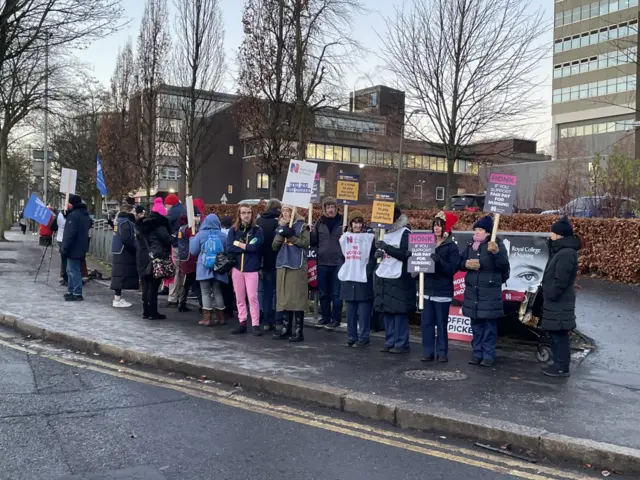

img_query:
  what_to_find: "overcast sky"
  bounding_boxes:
[74,0,553,152]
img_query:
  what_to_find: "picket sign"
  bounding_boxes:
[419,272,424,310]
[377,229,385,264]
[342,205,349,231]
[186,195,195,235]
[490,213,501,242]
[63,169,72,212]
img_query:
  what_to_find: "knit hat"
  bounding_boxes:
[348,209,365,225]
[69,194,82,206]
[265,198,282,211]
[551,216,573,237]
[164,194,180,206]
[193,198,205,215]
[473,215,493,233]
[152,197,167,216]
[433,211,459,237]
[135,204,146,215]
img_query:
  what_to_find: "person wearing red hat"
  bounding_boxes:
[163,193,187,308]
[420,211,461,363]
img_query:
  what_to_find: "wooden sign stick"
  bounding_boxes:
[308,202,313,226]
[377,229,385,264]
[342,205,349,231]
[490,213,501,242]
[289,206,297,228]
[419,272,424,310]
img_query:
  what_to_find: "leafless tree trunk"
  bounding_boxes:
[381,0,547,208]
[136,0,170,202]
[170,0,225,198]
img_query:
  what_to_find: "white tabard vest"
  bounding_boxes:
[338,232,374,283]
[375,227,408,280]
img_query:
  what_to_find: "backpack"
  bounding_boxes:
[177,225,191,261]
[202,230,224,269]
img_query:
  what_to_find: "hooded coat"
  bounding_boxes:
[373,214,417,314]
[61,202,91,260]
[188,214,229,282]
[110,211,139,290]
[540,236,581,331]
[135,212,173,277]
[256,207,281,270]
[459,237,510,321]
[310,198,344,267]
[273,211,310,311]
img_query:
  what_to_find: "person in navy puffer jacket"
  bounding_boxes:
[420,211,461,363]
[226,204,264,336]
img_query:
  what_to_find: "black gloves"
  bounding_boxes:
[375,240,388,251]
[374,249,385,259]
[277,226,295,238]
[430,253,441,263]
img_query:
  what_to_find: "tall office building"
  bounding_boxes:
[552,0,638,159]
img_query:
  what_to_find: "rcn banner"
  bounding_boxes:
[446,231,550,342]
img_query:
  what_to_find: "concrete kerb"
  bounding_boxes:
[2,312,640,474]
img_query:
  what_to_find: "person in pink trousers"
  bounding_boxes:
[226,204,264,336]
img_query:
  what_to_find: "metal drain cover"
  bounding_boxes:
[403,369,467,381]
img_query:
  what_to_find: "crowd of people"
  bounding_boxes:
[33,192,579,377]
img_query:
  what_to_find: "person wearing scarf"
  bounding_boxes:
[374,206,416,354]
[272,206,310,342]
[459,215,510,367]
[420,211,461,363]
[338,210,376,347]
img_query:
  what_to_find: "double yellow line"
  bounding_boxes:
[0,337,597,480]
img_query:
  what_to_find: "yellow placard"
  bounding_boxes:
[336,179,359,204]
[371,202,393,227]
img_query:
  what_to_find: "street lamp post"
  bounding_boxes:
[395,109,424,203]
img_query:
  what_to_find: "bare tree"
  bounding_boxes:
[0,0,125,239]
[135,0,170,202]
[170,0,225,197]
[381,0,547,208]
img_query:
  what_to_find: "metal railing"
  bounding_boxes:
[88,219,113,265]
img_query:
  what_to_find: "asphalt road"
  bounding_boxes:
[0,333,604,480]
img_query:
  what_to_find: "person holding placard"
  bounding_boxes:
[374,206,416,354]
[61,195,91,302]
[338,210,375,348]
[227,204,264,336]
[310,196,344,330]
[420,211,461,363]
[164,194,187,308]
[459,216,510,367]
[273,205,310,342]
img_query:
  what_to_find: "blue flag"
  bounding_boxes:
[24,193,53,225]
[96,153,108,197]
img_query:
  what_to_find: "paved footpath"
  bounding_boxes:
[2,230,640,473]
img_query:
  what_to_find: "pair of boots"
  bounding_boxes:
[273,311,304,342]
[199,309,226,326]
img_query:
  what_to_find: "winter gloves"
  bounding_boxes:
[277,226,295,238]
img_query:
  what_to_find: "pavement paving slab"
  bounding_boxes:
[1,229,640,455]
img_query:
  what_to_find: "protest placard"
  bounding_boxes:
[310,173,321,204]
[282,160,317,209]
[186,195,195,234]
[408,233,436,309]
[23,193,53,226]
[483,172,517,241]
[60,167,78,211]
[336,174,359,206]
[371,192,395,228]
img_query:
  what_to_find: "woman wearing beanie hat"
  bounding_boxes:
[420,211,461,363]
[338,210,375,347]
[538,216,581,377]
[152,197,167,216]
[460,215,510,367]
[374,205,416,354]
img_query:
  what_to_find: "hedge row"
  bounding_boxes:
[204,203,640,284]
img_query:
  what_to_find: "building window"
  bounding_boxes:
[246,178,250,189]
[319,177,326,194]
[553,48,636,79]
[370,92,377,107]
[256,173,269,190]
[553,19,638,53]
[436,187,445,202]
[159,166,179,180]
[306,143,316,159]
[457,188,466,194]
[552,74,636,103]
[413,185,423,199]
[555,0,638,28]
[366,181,376,197]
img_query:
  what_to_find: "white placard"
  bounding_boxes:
[281,160,317,209]
[186,195,195,229]
[60,168,78,194]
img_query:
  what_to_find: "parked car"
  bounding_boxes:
[541,196,638,218]
[451,193,485,212]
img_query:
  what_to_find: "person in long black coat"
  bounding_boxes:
[459,216,510,367]
[539,216,581,378]
[374,206,416,354]
[135,206,173,320]
[110,203,139,308]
